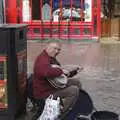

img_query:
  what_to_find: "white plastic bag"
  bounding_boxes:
[37,95,60,120]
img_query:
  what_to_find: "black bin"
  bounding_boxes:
[0,24,27,120]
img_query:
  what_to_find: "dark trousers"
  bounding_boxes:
[64,89,93,120]
[53,78,82,119]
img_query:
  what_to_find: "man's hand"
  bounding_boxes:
[77,66,84,73]
[62,69,70,77]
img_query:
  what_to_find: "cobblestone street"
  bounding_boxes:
[19,39,120,119]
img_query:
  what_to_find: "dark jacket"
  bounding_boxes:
[33,50,63,99]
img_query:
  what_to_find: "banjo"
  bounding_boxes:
[47,65,84,89]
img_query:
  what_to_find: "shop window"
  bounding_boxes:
[52,0,86,22]
[30,0,92,22]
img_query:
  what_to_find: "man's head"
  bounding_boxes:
[45,42,62,57]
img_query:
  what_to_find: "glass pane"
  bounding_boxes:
[62,0,71,8]
[52,0,60,22]
[32,0,40,20]
[53,0,60,10]
[62,0,71,21]
[42,0,51,21]
[74,0,82,8]
[22,0,31,22]
[84,0,92,22]
[52,0,92,22]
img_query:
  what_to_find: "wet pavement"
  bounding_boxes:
[19,39,120,119]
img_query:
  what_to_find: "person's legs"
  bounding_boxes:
[64,89,93,120]
[53,78,82,119]
[53,85,79,117]
[67,78,82,89]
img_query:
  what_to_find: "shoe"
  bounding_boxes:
[76,114,89,120]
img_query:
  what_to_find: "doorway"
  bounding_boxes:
[101,0,120,38]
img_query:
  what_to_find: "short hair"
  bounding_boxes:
[46,42,61,49]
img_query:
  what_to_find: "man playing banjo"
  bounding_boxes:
[33,42,83,119]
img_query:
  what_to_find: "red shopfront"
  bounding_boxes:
[5,0,101,40]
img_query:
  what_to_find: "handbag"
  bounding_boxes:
[37,95,60,120]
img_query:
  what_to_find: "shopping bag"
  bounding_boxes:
[37,95,60,120]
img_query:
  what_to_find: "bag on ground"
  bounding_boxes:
[37,95,60,120]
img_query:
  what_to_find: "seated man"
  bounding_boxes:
[33,42,83,119]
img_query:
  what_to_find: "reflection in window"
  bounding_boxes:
[42,1,51,21]
[31,0,92,22]
[52,0,86,22]
[32,0,40,20]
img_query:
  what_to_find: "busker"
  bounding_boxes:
[33,42,83,119]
